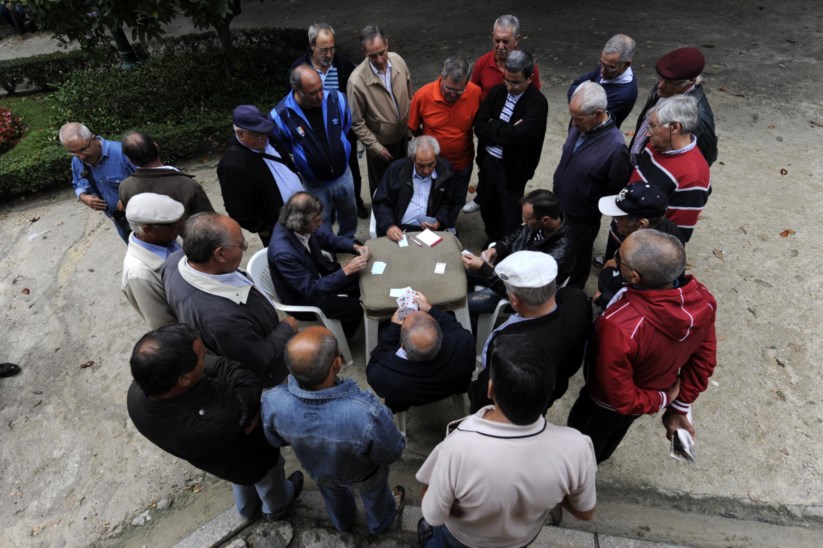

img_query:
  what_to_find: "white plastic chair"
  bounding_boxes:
[369,209,377,240]
[393,394,466,438]
[474,298,511,361]
[247,249,354,366]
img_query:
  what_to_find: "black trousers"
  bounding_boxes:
[292,282,362,339]
[565,215,602,289]
[567,386,639,464]
[476,156,523,243]
[366,140,407,201]
[346,130,364,207]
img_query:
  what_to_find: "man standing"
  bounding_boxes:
[629,96,711,241]
[59,122,134,243]
[127,324,303,522]
[568,230,717,463]
[568,34,638,129]
[474,50,548,244]
[462,189,575,315]
[372,136,457,238]
[468,252,592,414]
[366,291,475,413]
[218,105,304,246]
[122,193,184,329]
[347,25,412,201]
[163,213,297,388]
[118,131,214,230]
[268,193,369,339]
[262,327,405,535]
[416,333,596,547]
[629,47,717,166]
[553,81,632,289]
[290,22,368,219]
[272,65,357,239]
[409,57,482,224]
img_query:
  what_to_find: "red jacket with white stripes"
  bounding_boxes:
[587,275,717,416]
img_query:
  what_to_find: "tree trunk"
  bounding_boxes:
[212,0,242,77]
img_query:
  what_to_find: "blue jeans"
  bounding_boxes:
[426,523,467,547]
[316,464,396,534]
[304,167,357,240]
[231,454,294,519]
[448,164,473,227]
[467,287,503,316]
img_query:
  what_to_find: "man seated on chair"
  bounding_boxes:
[162,212,297,388]
[268,192,370,339]
[372,135,458,240]
[462,189,575,317]
[366,291,475,413]
[467,251,592,414]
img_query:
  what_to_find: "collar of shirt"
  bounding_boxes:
[662,134,698,156]
[454,405,548,438]
[395,347,408,359]
[131,234,181,259]
[143,165,180,171]
[294,231,312,253]
[600,66,634,85]
[369,58,393,76]
[178,257,254,304]
[507,90,525,101]
[87,136,110,167]
[412,166,437,181]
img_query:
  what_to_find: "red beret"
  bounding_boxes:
[656,47,705,80]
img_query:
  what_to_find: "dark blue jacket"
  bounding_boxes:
[567,67,638,129]
[267,222,357,306]
[270,90,352,182]
[553,118,632,221]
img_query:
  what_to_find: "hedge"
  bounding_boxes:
[0,27,304,200]
[0,50,97,95]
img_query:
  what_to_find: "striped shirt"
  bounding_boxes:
[485,92,523,159]
[318,65,340,91]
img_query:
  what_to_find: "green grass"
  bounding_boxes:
[0,93,59,132]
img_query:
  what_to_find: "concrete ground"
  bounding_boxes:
[1,1,822,546]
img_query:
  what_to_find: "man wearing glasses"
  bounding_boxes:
[290,23,368,220]
[409,57,482,227]
[474,50,548,245]
[567,34,638,129]
[59,122,135,243]
[162,212,298,388]
[628,47,718,166]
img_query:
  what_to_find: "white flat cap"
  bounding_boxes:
[126,193,185,224]
[494,251,558,288]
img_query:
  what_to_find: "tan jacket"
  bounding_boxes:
[347,52,411,157]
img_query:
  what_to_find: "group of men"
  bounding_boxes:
[56,13,721,548]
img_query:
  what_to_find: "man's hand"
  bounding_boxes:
[342,254,369,276]
[461,253,484,271]
[390,307,404,325]
[284,316,299,331]
[386,225,404,242]
[480,247,497,264]
[662,409,696,441]
[421,220,440,230]
[413,291,432,312]
[353,244,370,259]
[80,193,107,211]
[603,258,617,269]
[378,148,394,163]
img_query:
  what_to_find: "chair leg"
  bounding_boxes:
[475,312,494,360]
[454,302,472,334]
[364,316,379,363]
[324,319,354,366]
[394,411,407,437]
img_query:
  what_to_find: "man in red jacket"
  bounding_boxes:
[568,230,717,463]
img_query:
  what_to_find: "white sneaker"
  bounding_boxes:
[462,200,480,213]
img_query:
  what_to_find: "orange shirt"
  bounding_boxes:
[408,78,482,171]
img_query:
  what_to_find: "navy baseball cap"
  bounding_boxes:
[599,184,668,218]
[233,105,274,133]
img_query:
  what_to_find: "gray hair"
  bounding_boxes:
[128,220,146,235]
[408,135,440,157]
[308,22,334,46]
[183,213,232,263]
[359,24,386,47]
[624,230,686,287]
[58,122,92,145]
[504,280,557,307]
[571,81,608,114]
[505,50,535,79]
[400,312,443,362]
[287,332,339,388]
[603,34,636,63]
[289,64,314,91]
[279,192,323,232]
[440,56,471,82]
[494,14,520,36]
[651,95,699,134]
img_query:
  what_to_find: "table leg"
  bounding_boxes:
[454,301,472,334]
[364,315,379,363]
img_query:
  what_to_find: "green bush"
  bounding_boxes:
[0,50,97,95]
[0,129,68,197]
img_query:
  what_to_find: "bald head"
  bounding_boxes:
[291,64,324,109]
[286,326,340,389]
[623,230,686,287]
[400,311,442,362]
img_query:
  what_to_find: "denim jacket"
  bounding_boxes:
[262,377,405,484]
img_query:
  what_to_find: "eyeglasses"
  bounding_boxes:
[645,121,669,133]
[614,248,642,276]
[67,135,95,156]
[313,46,336,55]
[224,239,248,252]
[599,58,622,72]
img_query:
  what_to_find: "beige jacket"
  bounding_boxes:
[347,52,411,156]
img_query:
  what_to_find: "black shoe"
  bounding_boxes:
[592,255,605,268]
[357,203,370,219]
[417,517,434,546]
[262,470,304,521]
[0,363,21,378]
